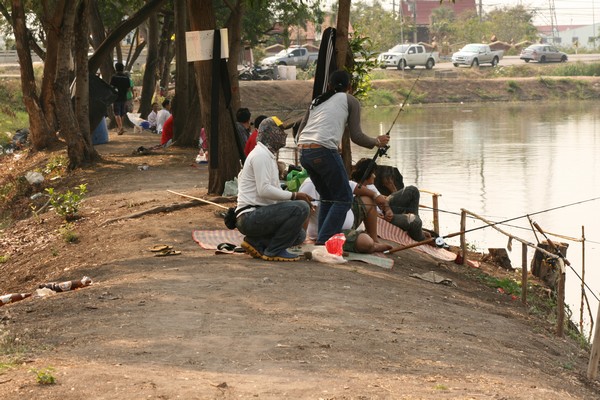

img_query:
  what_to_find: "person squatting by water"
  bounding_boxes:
[235,117,313,262]
[297,70,390,245]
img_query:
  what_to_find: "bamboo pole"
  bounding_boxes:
[580,226,586,335]
[460,209,467,266]
[521,243,528,304]
[587,300,600,379]
[167,190,229,209]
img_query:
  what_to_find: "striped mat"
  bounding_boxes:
[192,229,244,250]
[376,218,457,262]
[193,222,469,266]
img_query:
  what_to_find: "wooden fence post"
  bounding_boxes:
[460,209,467,266]
[521,243,528,304]
[432,194,440,234]
[587,301,600,380]
[556,258,565,337]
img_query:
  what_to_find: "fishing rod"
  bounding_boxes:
[384,195,600,254]
[357,48,434,187]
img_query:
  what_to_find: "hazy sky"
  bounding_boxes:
[368,1,600,27]
[482,1,598,26]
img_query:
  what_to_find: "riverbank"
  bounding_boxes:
[0,79,599,398]
[239,74,600,117]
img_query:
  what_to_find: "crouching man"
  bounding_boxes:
[236,117,313,261]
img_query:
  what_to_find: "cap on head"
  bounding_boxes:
[258,116,287,151]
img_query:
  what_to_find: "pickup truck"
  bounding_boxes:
[260,47,318,70]
[451,43,503,67]
[378,44,438,70]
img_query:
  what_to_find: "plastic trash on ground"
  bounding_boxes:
[325,233,346,256]
[311,246,347,264]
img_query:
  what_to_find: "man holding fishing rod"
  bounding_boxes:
[297,70,390,246]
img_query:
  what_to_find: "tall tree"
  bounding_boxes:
[188,0,240,194]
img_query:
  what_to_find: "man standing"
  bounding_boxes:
[297,70,389,245]
[235,117,313,261]
[109,62,131,135]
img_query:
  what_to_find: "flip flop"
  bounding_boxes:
[215,242,236,255]
[154,249,181,257]
[149,245,173,252]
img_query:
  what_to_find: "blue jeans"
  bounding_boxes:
[300,147,352,244]
[236,201,309,256]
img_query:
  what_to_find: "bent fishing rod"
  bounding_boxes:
[384,195,600,254]
[357,50,433,187]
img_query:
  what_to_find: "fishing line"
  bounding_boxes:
[357,46,436,186]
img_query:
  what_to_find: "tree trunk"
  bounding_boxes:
[172,0,197,147]
[11,0,56,150]
[138,12,160,119]
[189,0,241,195]
[225,0,243,113]
[158,11,174,93]
[89,0,114,81]
[88,0,168,73]
[53,1,96,169]
[336,0,352,175]
[39,1,69,133]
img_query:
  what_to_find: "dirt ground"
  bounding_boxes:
[1,78,600,399]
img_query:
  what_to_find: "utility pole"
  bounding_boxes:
[549,0,558,44]
[399,0,404,43]
[479,0,483,22]
[411,0,417,43]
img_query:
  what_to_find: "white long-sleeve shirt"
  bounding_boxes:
[156,109,171,133]
[236,142,293,216]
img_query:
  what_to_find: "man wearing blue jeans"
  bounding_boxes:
[297,70,389,245]
[235,117,313,261]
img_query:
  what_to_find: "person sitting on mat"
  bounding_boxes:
[351,158,431,243]
[299,177,392,254]
[235,117,313,262]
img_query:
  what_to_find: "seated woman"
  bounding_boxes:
[351,158,430,243]
[299,177,392,254]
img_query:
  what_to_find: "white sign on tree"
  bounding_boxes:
[185,29,229,62]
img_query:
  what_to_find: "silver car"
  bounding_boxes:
[520,44,568,63]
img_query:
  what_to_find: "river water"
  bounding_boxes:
[351,100,600,335]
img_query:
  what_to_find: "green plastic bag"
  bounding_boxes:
[286,169,308,192]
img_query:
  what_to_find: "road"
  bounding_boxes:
[433,53,600,70]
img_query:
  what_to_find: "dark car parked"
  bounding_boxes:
[520,44,568,63]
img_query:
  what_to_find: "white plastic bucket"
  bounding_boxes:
[277,65,288,80]
[286,66,296,80]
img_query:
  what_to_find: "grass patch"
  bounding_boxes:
[507,80,520,93]
[58,223,79,243]
[363,88,398,106]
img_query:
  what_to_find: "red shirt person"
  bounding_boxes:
[160,115,174,145]
[244,115,268,156]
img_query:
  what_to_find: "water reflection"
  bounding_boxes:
[358,101,600,331]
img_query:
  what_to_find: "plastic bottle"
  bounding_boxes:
[39,276,92,292]
[0,293,32,306]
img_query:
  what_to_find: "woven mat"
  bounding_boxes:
[192,229,244,250]
[376,219,457,262]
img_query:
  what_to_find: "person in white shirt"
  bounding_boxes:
[235,117,313,262]
[147,102,159,132]
[299,177,392,254]
[156,99,171,134]
[297,70,390,246]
